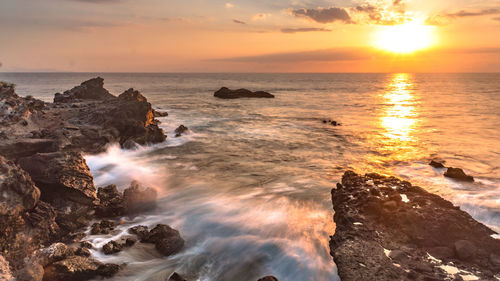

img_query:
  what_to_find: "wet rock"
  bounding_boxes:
[42,256,102,281]
[174,125,188,137]
[214,87,275,99]
[123,181,157,214]
[128,225,149,240]
[168,272,187,281]
[454,240,476,260]
[90,220,116,235]
[102,241,123,255]
[153,109,168,117]
[54,77,115,103]
[80,241,93,249]
[125,237,137,247]
[95,185,124,218]
[96,263,121,278]
[122,139,140,150]
[429,160,445,168]
[444,167,474,182]
[144,224,184,256]
[330,171,500,281]
[74,247,91,257]
[257,277,279,281]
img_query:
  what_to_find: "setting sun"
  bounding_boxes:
[375,21,435,54]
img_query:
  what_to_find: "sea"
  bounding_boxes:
[1,72,499,281]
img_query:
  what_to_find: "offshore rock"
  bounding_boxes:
[429,160,445,168]
[174,125,188,137]
[214,87,275,99]
[330,171,500,281]
[444,167,474,182]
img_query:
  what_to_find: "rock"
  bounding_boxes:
[123,181,157,214]
[444,168,474,182]
[35,243,72,267]
[90,220,116,235]
[122,139,140,150]
[168,272,187,281]
[102,241,123,255]
[42,256,103,281]
[153,110,168,117]
[174,125,188,137]
[95,185,124,218]
[214,87,275,99]
[16,263,44,281]
[490,253,500,266]
[257,277,279,281]
[128,225,149,240]
[18,152,97,205]
[74,247,91,257]
[80,241,93,249]
[0,255,14,281]
[143,224,184,256]
[429,160,445,168]
[96,263,121,278]
[330,171,500,281]
[54,77,115,103]
[125,237,137,247]
[454,240,476,260]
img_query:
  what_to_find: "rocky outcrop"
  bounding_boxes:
[174,125,188,137]
[128,224,184,257]
[429,160,445,168]
[330,171,500,281]
[214,87,275,99]
[53,77,115,103]
[444,167,474,182]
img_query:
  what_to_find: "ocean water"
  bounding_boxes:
[1,73,499,281]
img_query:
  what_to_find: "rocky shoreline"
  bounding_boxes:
[0,78,179,280]
[330,171,500,281]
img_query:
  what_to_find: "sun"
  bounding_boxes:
[374,21,435,54]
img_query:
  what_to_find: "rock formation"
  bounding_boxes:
[214,87,275,99]
[330,171,500,281]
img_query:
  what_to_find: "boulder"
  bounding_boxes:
[42,256,102,281]
[214,87,274,99]
[128,225,149,240]
[174,125,188,137]
[18,152,97,205]
[96,263,121,278]
[143,224,184,257]
[444,167,474,182]
[454,240,476,260]
[123,181,157,214]
[102,241,123,255]
[429,160,445,168]
[153,109,168,117]
[95,185,124,218]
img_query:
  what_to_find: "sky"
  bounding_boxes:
[1,0,499,72]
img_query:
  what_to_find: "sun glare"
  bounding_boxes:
[375,21,435,54]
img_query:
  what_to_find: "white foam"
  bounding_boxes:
[401,194,410,203]
[353,222,363,226]
[384,248,391,258]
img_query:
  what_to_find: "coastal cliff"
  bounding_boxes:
[330,171,500,281]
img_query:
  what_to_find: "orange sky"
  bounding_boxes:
[1,0,499,72]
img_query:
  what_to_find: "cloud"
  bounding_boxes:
[225,3,234,9]
[426,9,500,25]
[252,13,272,21]
[353,4,409,25]
[233,19,246,25]
[291,7,352,24]
[280,27,331,33]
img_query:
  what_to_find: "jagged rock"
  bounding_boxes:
[153,109,168,117]
[214,87,274,99]
[168,272,187,281]
[54,77,115,103]
[444,167,474,182]
[90,220,116,235]
[102,241,123,255]
[18,152,97,205]
[123,181,157,214]
[34,243,72,267]
[128,225,149,240]
[79,241,93,249]
[144,224,184,257]
[257,277,278,281]
[429,160,445,168]
[330,171,500,281]
[42,256,102,281]
[74,247,91,257]
[174,125,188,137]
[95,185,124,218]
[96,263,121,278]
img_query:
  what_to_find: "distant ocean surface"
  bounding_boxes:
[1,72,499,281]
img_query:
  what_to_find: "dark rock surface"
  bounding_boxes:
[330,171,500,281]
[54,77,115,103]
[444,167,474,182]
[168,272,187,281]
[127,224,184,257]
[214,87,275,99]
[429,160,445,168]
[174,125,188,137]
[123,181,157,214]
[257,276,279,281]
